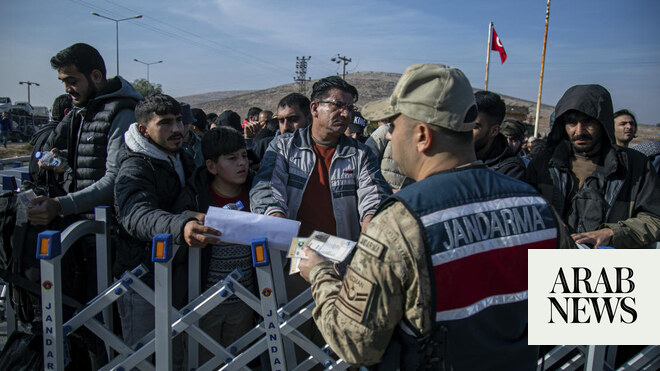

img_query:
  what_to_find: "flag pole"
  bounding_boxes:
[534,0,551,138]
[485,22,493,91]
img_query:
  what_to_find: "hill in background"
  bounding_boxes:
[177,71,657,143]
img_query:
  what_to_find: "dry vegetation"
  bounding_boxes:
[0,143,32,160]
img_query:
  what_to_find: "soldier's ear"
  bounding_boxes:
[416,123,433,153]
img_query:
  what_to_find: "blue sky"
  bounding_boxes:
[1,0,659,125]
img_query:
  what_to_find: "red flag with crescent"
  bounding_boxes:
[491,28,507,64]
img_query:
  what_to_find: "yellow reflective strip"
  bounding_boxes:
[40,238,50,255]
[156,241,165,258]
[255,245,264,262]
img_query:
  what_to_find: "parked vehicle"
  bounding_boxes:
[0,97,11,112]
[33,106,49,119]
[11,102,34,116]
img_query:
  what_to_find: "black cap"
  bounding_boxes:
[191,108,208,132]
[216,110,242,132]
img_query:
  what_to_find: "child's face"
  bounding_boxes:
[207,148,249,186]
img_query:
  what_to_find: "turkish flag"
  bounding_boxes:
[491,28,507,64]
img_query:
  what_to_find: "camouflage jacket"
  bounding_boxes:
[308,201,432,366]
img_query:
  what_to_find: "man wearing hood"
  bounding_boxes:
[525,84,660,249]
[473,91,526,180]
[28,43,143,224]
[114,93,220,357]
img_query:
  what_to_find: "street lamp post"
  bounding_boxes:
[91,12,142,76]
[133,59,163,83]
[19,81,40,105]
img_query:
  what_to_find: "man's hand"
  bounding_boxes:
[38,148,67,174]
[298,246,328,283]
[184,220,221,248]
[27,196,61,225]
[571,228,614,249]
[269,212,285,218]
[244,121,261,138]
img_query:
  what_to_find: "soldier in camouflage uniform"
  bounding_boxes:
[300,64,572,370]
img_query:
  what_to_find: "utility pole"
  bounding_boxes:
[331,54,351,80]
[91,12,142,76]
[19,81,40,105]
[294,56,311,94]
[133,59,163,83]
[534,0,551,138]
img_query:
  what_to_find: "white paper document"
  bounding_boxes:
[204,206,301,251]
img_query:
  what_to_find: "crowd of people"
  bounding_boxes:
[1,41,659,370]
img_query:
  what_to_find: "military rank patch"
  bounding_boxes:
[357,234,385,259]
[336,266,375,324]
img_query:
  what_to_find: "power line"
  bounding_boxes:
[68,1,288,90]
[331,54,351,80]
[79,0,291,75]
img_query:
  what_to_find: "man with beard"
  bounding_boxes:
[472,91,526,179]
[275,92,312,135]
[613,109,637,147]
[23,42,142,367]
[525,85,660,248]
[253,93,311,163]
[28,43,142,224]
[114,93,220,361]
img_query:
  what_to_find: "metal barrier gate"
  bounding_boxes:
[37,206,113,370]
[34,206,660,370]
[537,345,660,370]
[37,208,349,370]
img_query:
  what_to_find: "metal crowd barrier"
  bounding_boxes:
[33,206,659,370]
[37,206,113,370]
[537,345,659,370]
[148,235,350,370]
[37,209,349,370]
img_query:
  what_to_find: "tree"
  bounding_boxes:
[132,78,162,97]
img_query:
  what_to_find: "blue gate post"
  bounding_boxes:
[37,230,65,371]
[153,234,175,371]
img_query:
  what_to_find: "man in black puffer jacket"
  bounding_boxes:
[28,43,142,224]
[114,94,220,354]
